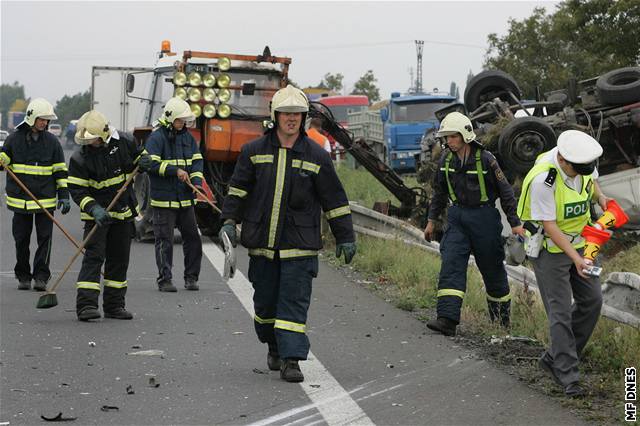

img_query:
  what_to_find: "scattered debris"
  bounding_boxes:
[100,406,118,412]
[232,331,244,335]
[127,349,165,358]
[40,412,77,422]
[252,368,268,375]
[309,384,321,388]
[10,389,26,393]
[365,333,372,337]
[126,385,134,395]
[148,377,160,388]
[386,363,394,369]
[391,403,403,407]
[88,342,96,347]
[130,344,141,349]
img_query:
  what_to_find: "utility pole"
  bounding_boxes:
[415,40,424,94]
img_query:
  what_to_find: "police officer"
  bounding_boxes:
[146,97,204,292]
[424,112,524,336]
[518,130,606,397]
[220,85,356,383]
[0,98,70,291]
[68,110,151,321]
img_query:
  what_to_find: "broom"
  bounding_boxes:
[37,167,140,309]
[1,162,89,256]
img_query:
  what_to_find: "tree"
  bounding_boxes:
[484,1,640,98]
[319,73,344,92]
[54,91,91,129]
[351,70,380,102]
[0,82,26,129]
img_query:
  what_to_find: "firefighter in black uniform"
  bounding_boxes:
[0,98,70,291]
[424,112,524,336]
[220,85,356,383]
[68,110,151,321]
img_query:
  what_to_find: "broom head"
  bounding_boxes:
[37,292,58,309]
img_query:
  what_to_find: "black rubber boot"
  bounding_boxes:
[103,287,132,319]
[78,307,101,322]
[33,280,47,291]
[158,280,177,292]
[426,317,457,336]
[488,300,511,328]
[184,280,199,291]
[267,343,281,371]
[280,359,304,383]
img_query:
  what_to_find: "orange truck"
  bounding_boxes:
[100,41,291,239]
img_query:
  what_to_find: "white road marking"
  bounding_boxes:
[202,242,373,426]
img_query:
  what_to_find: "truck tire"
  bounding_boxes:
[596,66,640,105]
[464,70,521,113]
[498,117,556,175]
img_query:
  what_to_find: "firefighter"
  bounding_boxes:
[517,130,606,397]
[0,98,70,291]
[220,85,356,383]
[424,112,524,336]
[306,117,332,153]
[68,110,151,321]
[146,97,204,292]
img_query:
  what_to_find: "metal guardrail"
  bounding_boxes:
[350,202,640,328]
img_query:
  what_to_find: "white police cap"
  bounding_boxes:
[557,130,603,164]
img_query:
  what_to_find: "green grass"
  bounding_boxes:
[334,164,640,423]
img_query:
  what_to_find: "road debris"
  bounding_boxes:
[127,349,165,358]
[88,342,96,347]
[148,377,160,388]
[126,385,134,395]
[252,368,268,375]
[100,406,118,412]
[40,412,77,422]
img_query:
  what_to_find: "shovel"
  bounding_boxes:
[1,162,87,254]
[37,167,140,309]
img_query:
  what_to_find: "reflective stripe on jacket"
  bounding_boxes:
[68,132,143,222]
[221,131,354,255]
[145,126,203,208]
[0,127,68,213]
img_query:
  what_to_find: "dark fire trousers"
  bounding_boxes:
[76,221,133,313]
[437,204,510,323]
[152,206,202,285]
[12,211,54,283]
[248,255,318,360]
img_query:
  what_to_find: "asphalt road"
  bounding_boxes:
[0,153,586,425]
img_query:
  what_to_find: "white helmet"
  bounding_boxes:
[436,111,476,143]
[161,97,195,125]
[270,84,309,121]
[74,110,113,145]
[557,130,603,164]
[22,98,57,127]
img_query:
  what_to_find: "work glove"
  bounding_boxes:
[219,221,237,247]
[90,205,111,227]
[336,242,357,264]
[138,154,153,172]
[57,198,71,215]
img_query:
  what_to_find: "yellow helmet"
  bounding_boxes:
[436,111,476,143]
[270,84,309,121]
[161,97,195,125]
[75,110,113,145]
[23,98,57,127]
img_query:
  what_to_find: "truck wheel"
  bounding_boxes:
[464,70,521,113]
[596,66,640,105]
[498,117,556,175]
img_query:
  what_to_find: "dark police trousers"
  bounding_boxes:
[152,206,202,285]
[12,211,54,283]
[437,204,510,323]
[248,255,318,360]
[76,221,133,313]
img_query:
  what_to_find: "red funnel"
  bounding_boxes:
[581,225,612,261]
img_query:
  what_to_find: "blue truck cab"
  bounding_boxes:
[381,92,456,172]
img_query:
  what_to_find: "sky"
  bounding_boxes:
[1,0,561,104]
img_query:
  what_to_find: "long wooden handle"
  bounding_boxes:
[3,164,86,253]
[186,180,222,214]
[47,167,140,294]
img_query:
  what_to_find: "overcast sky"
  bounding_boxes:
[1,0,560,104]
